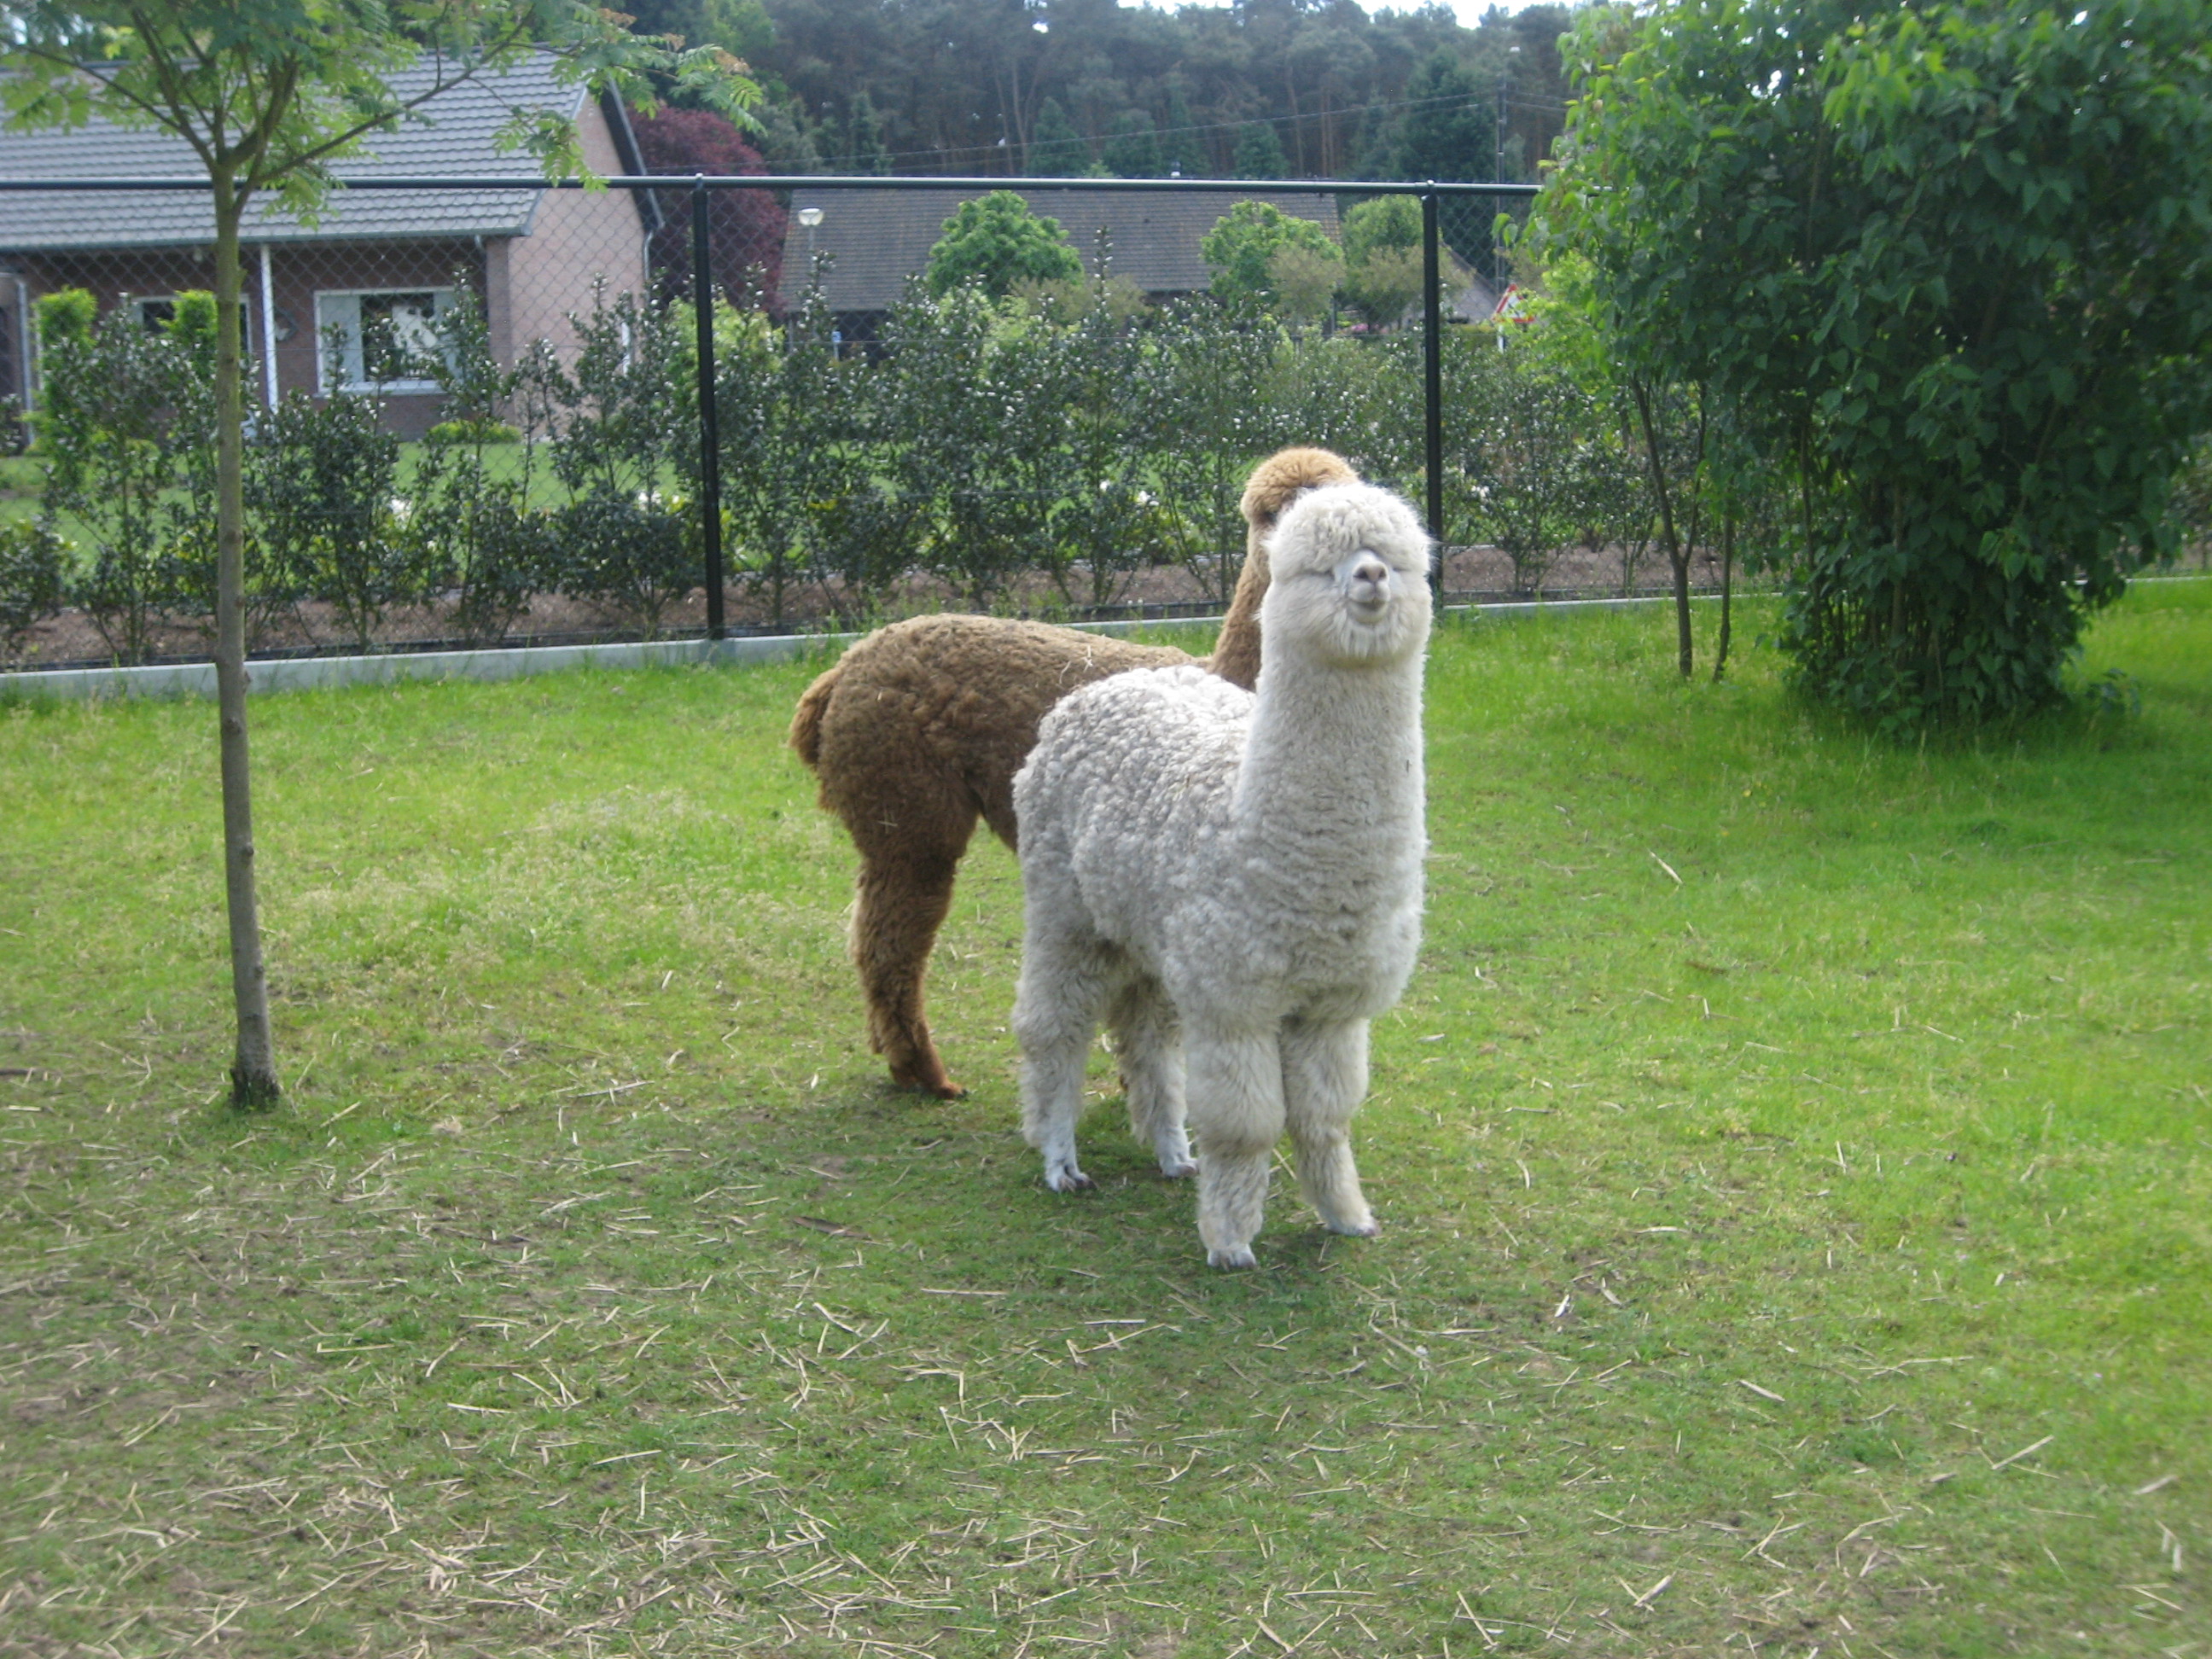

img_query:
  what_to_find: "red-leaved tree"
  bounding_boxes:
[630,106,786,310]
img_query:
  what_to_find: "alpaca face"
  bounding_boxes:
[1261,484,1433,668]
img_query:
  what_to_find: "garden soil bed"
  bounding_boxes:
[5,539,1735,673]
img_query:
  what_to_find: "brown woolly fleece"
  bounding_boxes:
[789,445,1359,1097]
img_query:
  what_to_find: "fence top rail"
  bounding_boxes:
[0,173,1540,197]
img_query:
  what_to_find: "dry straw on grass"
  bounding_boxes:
[3,589,2208,1655]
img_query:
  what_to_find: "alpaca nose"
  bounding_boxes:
[1348,554,1390,609]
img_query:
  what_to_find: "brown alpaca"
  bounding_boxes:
[789,445,1359,1097]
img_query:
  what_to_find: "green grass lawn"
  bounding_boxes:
[2,586,2205,1657]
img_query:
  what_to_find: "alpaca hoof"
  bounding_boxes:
[890,1063,965,1100]
[1207,1245,1258,1270]
[1325,1217,1381,1238]
[1157,1155,1199,1179]
[1045,1164,1093,1192]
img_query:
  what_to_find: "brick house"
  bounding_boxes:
[0,55,658,437]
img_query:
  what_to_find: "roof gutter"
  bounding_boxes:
[599,90,664,237]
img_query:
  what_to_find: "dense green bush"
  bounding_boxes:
[15,265,1729,663]
[0,520,67,661]
[410,293,557,644]
[1138,298,1288,602]
[542,285,697,637]
[34,290,208,664]
[1544,0,2212,726]
[249,390,415,654]
[1043,276,1169,609]
[1338,196,1439,330]
[711,276,878,625]
[1201,201,1342,317]
[1449,334,1591,592]
[551,495,696,637]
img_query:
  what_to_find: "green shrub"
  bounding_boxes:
[37,297,204,663]
[165,290,219,380]
[32,288,96,351]
[881,282,1029,607]
[0,519,67,661]
[542,285,696,633]
[1139,298,1286,602]
[552,495,694,637]
[412,289,556,643]
[1545,0,2212,727]
[713,279,876,626]
[1452,334,1592,593]
[249,391,417,654]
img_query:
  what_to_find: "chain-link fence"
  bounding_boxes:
[2,172,1735,672]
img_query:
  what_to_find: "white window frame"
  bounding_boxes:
[312,286,455,394]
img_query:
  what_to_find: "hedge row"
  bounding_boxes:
[8,275,2205,667]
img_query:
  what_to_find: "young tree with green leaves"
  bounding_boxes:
[0,3,754,1108]
[1202,201,1342,315]
[1542,0,2212,727]
[1339,194,1439,329]
[924,192,1082,298]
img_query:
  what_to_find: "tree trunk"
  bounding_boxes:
[1713,505,1735,683]
[212,174,281,1109]
[1630,375,1694,679]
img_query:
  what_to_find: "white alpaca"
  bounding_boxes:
[1010,481,1431,1268]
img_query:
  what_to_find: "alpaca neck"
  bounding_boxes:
[1232,649,1424,845]
[1211,533,1270,691]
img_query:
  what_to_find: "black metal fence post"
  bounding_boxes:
[1422,185,1445,585]
[692,175,725,641]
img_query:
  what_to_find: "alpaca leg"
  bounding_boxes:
[1185,1029,1284,1269]
[850,844,967,1098]
[1282,1017,1378,1237]
[1106,978,1193,1179]
[1013,931,1115,1193]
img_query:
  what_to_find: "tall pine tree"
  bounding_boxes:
[1161,82,1205,177]
[846,90,891,173]
[1101,108,1161,178]
[1029,96,1086,175]
[1233,119,1287,180]
[1393,51,1491,181]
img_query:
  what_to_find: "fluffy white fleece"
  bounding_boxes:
[1010,481,1433,1268]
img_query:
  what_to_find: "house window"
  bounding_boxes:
[313,288,453,393]
[131,295,248,338]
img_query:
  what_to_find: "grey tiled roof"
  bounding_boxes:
[0,55,636,251]
[777,187,1345,312]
